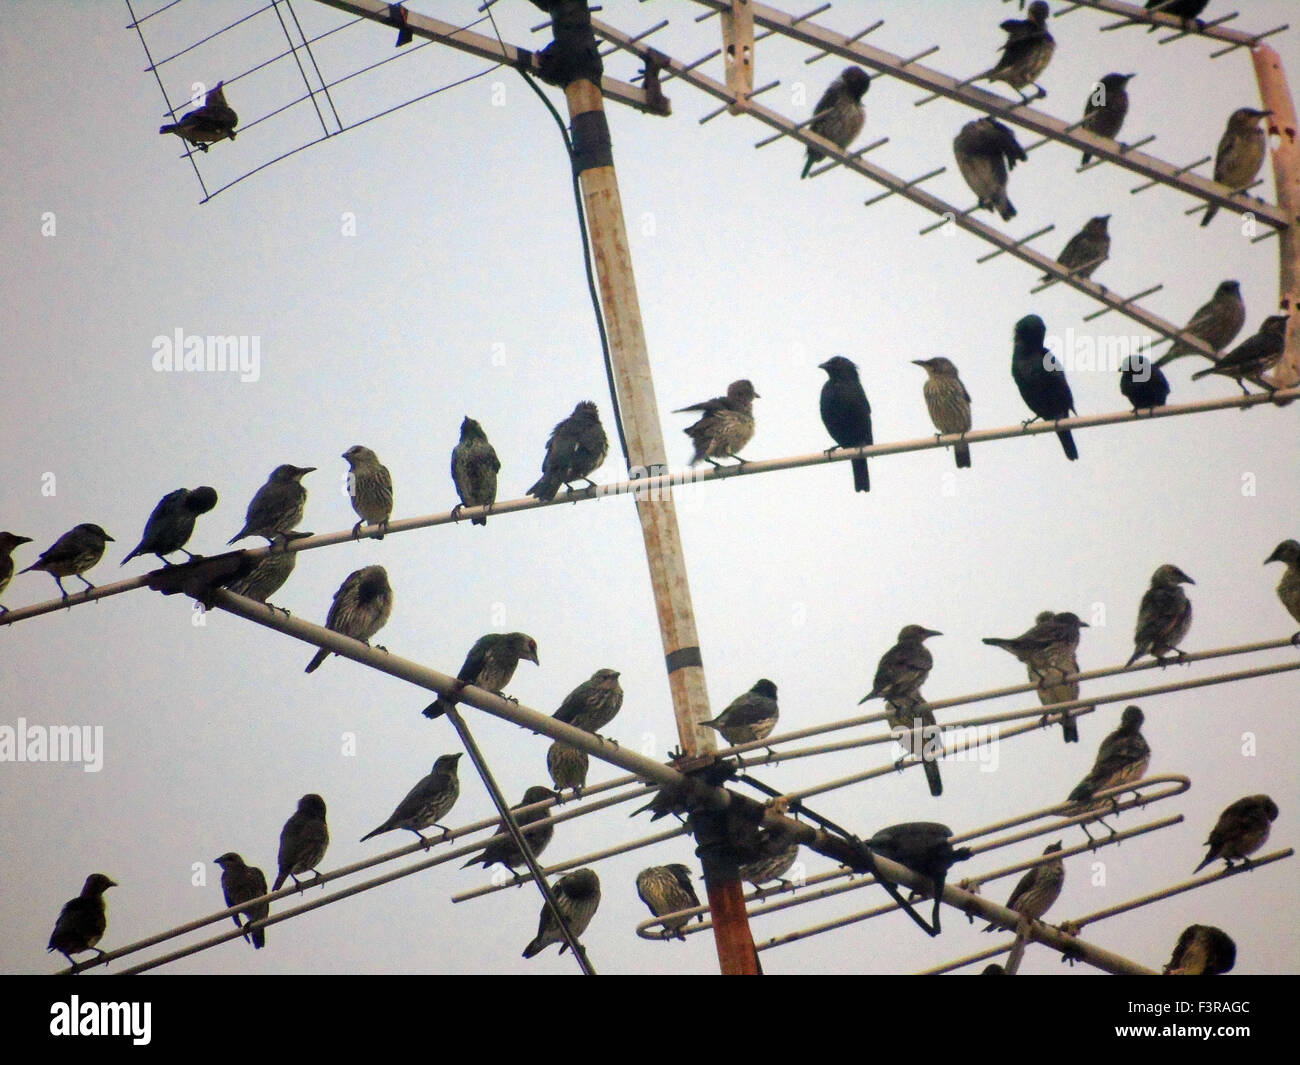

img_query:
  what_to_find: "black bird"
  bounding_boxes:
[0,531,33,613]
[865,822,972,933]
[913,357,972,468]
[701,679,780,747]
[1265,539,1300,642]
[1164,924,1236,975]
[229,465,315,545]
[984,841,1065,931]
[273,793,329,892]
[860,625,941,706]
[1145,0,1212,28]
[463,786,557,871]
[423,632,539,719]
[985,1,1055,101]
[676,380,759,467]
[1191,315,1288,395]
[451,417,500,526]
[360,753,463,846]
[1011,314,1078,461]
[304,565,394,674]
[214,853,270,949]
[528,402,608,501]
[342,445,393,539]
[1127,564,1195,667]
[1193,794,1279,874]
[22,524,114,599]
[1080,73,1134,165]
[953,117,1027,221]
[636,864,702,939]
[818,356,872,491]
[48,873,116,968]
[1120,355,1171,412]
[801,66,871,179]
[121,486,218,567]
[984,611,1089,742]
[522,868,601,958]
[1042,215,1110,285]
[1157,280,1246,368]
[159,82,238,151]
[1202,108,1271,227]
[551,668,623,734]
[1066,705,1150,813]
[547,742,590,797]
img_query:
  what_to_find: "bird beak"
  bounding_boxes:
[1265,547,1284,564]
[911,360,928,367]
[301,466,317,475]
[105,534,116,542]
[16,536,32,545]
[925,628,943,637]
[1182,574,1196,585]
[1079,621,1091,627]
[106,878,119,887]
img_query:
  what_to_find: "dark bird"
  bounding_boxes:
[0,531,33,613]
[985,1,1055,102]
[1164,924,1236,975]
[222,547,298,606]
[1042,215,1110,285]
[701,679,780,747]
[636,864,702,938]
[1202,108,1271,227]
[551,668,623,734]
[304,565,394,674]
[48,873,116,968]
[528,401,608,501]
[885,696,944,797]
[1120,355,1171,412]
[360,753,463,846]
[1080,73,1134,165]
[865,822,973,932]
[214,853,269,950]
[1191,315,1288,395]
[953,117,1027,222]
[21,524,114,600]
[801,66,871,179]
[522,868,601,958]
[342,445,393,539]
[1066,705,1150,810]
[423,632,539,719]
[676,380,759,467]
[1145,0,1211,28]
[629,785,690,823]
[463,786,557,871]
[984,841,1065,931]
[859,625,941,706]
[159,81,238,151]
[450,417,500,526]
[547,742,589,797]
[1193,795,1279,874]
[984,611,1089,742]
[1127,564,1195,667]
[818,356,872,491]
[1157,280,1246,368]
[121,486,218,567]
[228,465,314,545]
[1265,539,1300,642]
[272,793,329,891]
[913,357,972,468]
[1012,314,1078,461]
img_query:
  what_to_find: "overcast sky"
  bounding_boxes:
[1,0,1296,976]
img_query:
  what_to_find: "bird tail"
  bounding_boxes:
[851,457,870,492]
[954,443,971,469]
[423,698,452,720]
[305,648,329,674]
[1060,711,1079,744]
[1057,430,1078,461]
[997,195,1017,222]
[528,475,560,501]
[1201,204,1219,228]
[272,872,287,892]
[522,935,547,959]
[471,515,487,527]
[801,152,815,180]
[251,925,266,949]
[1081,151,1092,166]
[1190,366,1215,381]
[119,548,141,566]
[1192,854,1214,876]
[923,758,943,797]
[1066,781,1093,804]
[159,123,180,135]
[359,824,388,842]
[1124,646,1143,668]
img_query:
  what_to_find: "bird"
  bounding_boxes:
[700,679,780,747]
[1193,795,1279,874]
[547,742,590,797]
[47,873,117,968]
[1066,705,1151,811]
[221,546,298,607]
[1145,0,1211,28]
[551,668,623,734]
[214,853,270,950]
[818,356,872,491]
[676,380,759,467]
[0,531,33,613]
[865,822,972,932]
[1265,539,1300,642]
[1080,73,1134,165]
[360,753,463,846]
[120,486,218,567]
[1127,564,1195,667]
[1202,108,1270,227]
[528,401,608,501]
[159,82,238,151]
[801,66,871,179]
[1191,315,1288,395]
[885,696,944,797]
[342,445,393,539]
[735,831,801,890]
[985,1,1055,101]
[304,565,394,674]
[21,524,114,600]
[228,465,315,545]
[913,357,972,468]
[1164,924,1236,975]
[984,611,1090,742]
[1120,355,1171,412]
[423,632,539,719]
[462,786,557,871]
[1012,314,1078,461]
[1042,215,1110,285]
[984,841,1065,931]
[636,864,702,938]
[450,417,500,526]
[953,117,1027,222]
[272,793,329,891]
[522,868,601,958]
[1156,280,1246,368]
[859,625,941,706]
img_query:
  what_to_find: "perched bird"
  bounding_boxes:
[629,785,690,823]
[1193,795,1279,874]
[1164,924,1236,976]
[676,380,759,467]
[885,697,944,797]
[1080,73,1134,165]
[0,531,33,613]
[636,864,702,938]
[463,786,557,871]
[984,611,1089,742]
[47,873,117,968]
[1011,314,1078,461]
[1066,705,1151,809]
[159,81,238,151]
[423,632,539,719]
[985,1,1055,101]
[1127,564,1195,667]
[913,357,972,468]
[1265,539,1300,642]
[1043,215,1110,285]
[954,117,1027,221]
[818,356,872,491]
[221,546,298,606]
[342,445,393,539]
[701,679,780,747]
[21,524,114,600]
[304,565,393,674]
[450,417,500,526]
[1157,280,1246,368]
[228,465,314,545]
[859,625,942,706]
[1145,0,1211,27]
[1120,355,1171,412]
[522,868,601,958]
[984,841,1065,931]
[527,401,608,501]
[214,853,269,950]
[801,66,871,179]
[735,829,801,890]
[551,668,623,734]
[865,822,973,932]
[272,793,329,891]
[360,753,463,846]
[1202,108,1271,227]
[120,486,218,567]
[1191,315,1288,395]
[547,742,590,797]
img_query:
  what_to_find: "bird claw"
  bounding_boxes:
[450,504,464,521]
[351,521,363,540]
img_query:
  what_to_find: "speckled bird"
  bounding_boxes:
[1265,539,1300,642]
[1127,564,1195,667]
[272,793,329,891]
[914,357,972,468]
[522,868,601,958]
[551,668,623,734]
[360,753,463,846]
[1193,794,1278,874]
[984,841,1065,931]
[885,696,944,797]
[1080,73,1134,165]
[701,679,780,747]
[547,742,589,797]
[819,356,872,491]
[1164,924,1236,975]
[636,864,702,938]
[801,66,870,178]
[159,81,238,151]
[1191,315,1288,395]
[1012,314,1078,461]
[215,852,269,949]
[984,611,1089,742]
[1157,281,1246,368]
[423,632,538,719]
[859,625,941,706]
[451,417,500,526]
[1120,355,1171,412]
[954,117,1027,222]
[229,464,314,545]
[305,565,393,674]
[1066,705,1150,810]
[222,546,298,607]
[0,531,33,613]
[736,831,800,890]
[985,1,1055,101]
[1042,215,1110,285]
[342,445,393,539]
[462,786,557,871]
[21,524,114,600]
[48,873,116,968]
[1202,108,1271,227]
[120,486,218,567]
[676,380,759,467]
[528,401,608,501]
